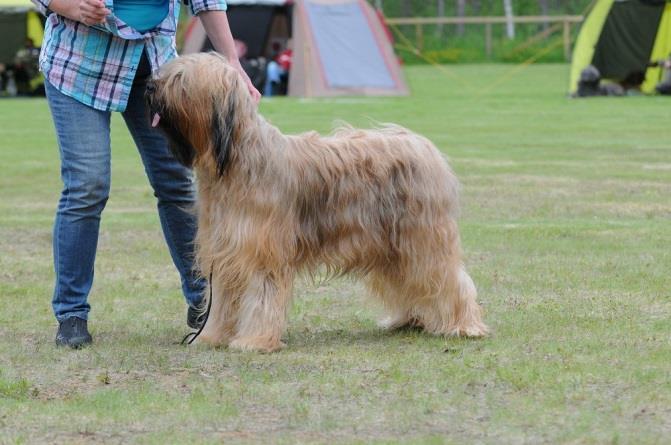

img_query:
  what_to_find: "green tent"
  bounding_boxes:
[569,0,671,94]
[0,0,43,65]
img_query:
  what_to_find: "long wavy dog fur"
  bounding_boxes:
[146,53,488,352]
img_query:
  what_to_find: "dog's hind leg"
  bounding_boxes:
[367,271,423,331]
[370,226,488,338]
[377,265,488,338]
[412,220,489,338]
[427,264,489,338]
[228,270,294,353]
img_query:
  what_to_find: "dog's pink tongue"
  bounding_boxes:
[151,113,161,128]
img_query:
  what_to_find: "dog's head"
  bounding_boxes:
[146,52,252,176]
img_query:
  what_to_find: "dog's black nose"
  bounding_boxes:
[146,81,156,94]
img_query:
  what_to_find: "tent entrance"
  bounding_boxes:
[592,0,665,82]
[191,4,292,60]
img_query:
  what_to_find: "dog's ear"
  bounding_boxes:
[160,109,196,168]
[211,97,236,177]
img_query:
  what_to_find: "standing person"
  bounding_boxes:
[655,56,671,95]
[264,42,292,96]
[31,0,260,348]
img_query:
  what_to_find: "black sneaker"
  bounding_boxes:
[187,300,207,330]
[55,317,92,348]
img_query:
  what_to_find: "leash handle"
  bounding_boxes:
[181,270,213,345]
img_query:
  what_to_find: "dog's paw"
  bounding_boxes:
[448,322,490,338]
[379,316,423,331]
[229,336,286,353]
[191,331,230,347]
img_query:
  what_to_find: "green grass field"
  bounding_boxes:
[1,64,670,444]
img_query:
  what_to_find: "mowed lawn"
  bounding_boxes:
[0,64,669,444]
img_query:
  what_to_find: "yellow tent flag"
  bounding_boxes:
[0,0,35,7]
[26,10,43,46]
[642,3,671,93]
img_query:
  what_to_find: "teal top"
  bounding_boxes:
[113,0,170,33]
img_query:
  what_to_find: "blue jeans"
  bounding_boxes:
[45,75,205,322]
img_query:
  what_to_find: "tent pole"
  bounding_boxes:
[563,20,571,61]
[503,0,515,39]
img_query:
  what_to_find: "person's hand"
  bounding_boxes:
[244,74,262,104]
[75,0,110,26]
[232,62,261,104]
[48,0,110,25]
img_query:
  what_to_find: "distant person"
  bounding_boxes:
[0,38,41,96]
[264,43,292,96]
[13,38,42,95]
[235,39,266,93]
[0,63,8,94]
[654,58,671,95]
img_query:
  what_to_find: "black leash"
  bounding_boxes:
[181,271,213,345]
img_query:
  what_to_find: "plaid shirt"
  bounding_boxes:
[31,0,227,112]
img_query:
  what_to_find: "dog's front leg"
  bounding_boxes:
[228,270,294,353]
[194,281,236,347]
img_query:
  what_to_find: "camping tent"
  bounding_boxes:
[182,0,408,97]
[569,0,671,94]
[0,0,43,65]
